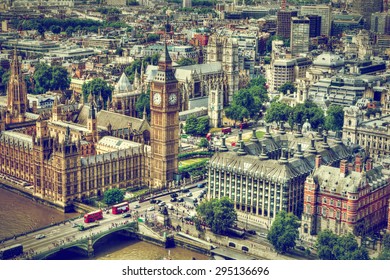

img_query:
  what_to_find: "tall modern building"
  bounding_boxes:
[290,16,310,56]
[351,0,383,28]
[306,15,322,38]
[371,12,390,34]
[183,0,192,8]
[300,5,331,37]
[277,10,298,39]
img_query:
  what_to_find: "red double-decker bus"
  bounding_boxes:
[111,202,129,215]
[84,209,103,223]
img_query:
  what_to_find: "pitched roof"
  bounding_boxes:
[114,72,132,94]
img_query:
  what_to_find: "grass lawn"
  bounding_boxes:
[179,157,209,167]
[209,127,222,134]
[243,130,266,142]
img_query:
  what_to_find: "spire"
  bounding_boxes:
[65,126,71,144]
[89,101,96,119]
[142,106,147,120]
[7,46,27,122]
[158,16,173,69]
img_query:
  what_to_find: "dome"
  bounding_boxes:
[313,53,344,68]
[302,119,312,133]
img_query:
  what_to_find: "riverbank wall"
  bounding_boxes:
[0,179,73,213]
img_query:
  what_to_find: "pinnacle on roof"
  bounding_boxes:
[158,42,172,65]
[115,72,133,93]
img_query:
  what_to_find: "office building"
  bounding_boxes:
[277,10,298,39]
[300,5,331,37]
[290,16,310,56]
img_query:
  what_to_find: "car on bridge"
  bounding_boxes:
[35,234,45,240]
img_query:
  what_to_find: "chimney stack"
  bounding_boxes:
[366,158,373,171]
[340,159,348,177]
[355,154,362,173]
[315,155,322,169]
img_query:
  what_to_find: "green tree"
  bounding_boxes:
[265,102,292,125]
[196,116,210,135]
[225,84,268,124]
[376,233,390,260]
[135,92,150,119]
[177,57,196,66]
[33,63,52,94]
[51,66,71,91]
[287,100,325,130]
[316,230,370,260]
[247,75,266,88]
[50,25,61,34]
[37,24,45,37]
[65,26,74,37]
[1,70,10,87]
[198,138,209,149]
[196,197,237,235]
[103,188,124,205]
[33,63,70,94]
[82,78,113,104]
[0,66,8,84]
[184,115,209,136]
[278,82,296,95]
[266,35,289,53]
[225,103,249,125]
[267,210,300,254]
[147,33,160,43]
[325,105,344,131]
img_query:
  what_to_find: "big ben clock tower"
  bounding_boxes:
[150,43,180,189]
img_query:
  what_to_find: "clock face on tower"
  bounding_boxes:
[153,93,162,105]
[168,93,177,105]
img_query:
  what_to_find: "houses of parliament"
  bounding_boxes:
[0,47,180,211]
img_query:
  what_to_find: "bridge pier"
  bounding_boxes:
[87,237,94,257]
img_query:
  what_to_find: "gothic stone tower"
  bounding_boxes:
[150,44,180,189]
[222,38,239,103]
[6,49,28,124]
[208,83,223,128]
[342,106,363,145]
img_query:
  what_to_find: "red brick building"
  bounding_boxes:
[301,155,390,239]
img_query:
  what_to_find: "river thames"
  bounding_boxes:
[0,187,209,260]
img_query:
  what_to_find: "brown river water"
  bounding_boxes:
[0,187,208,260]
